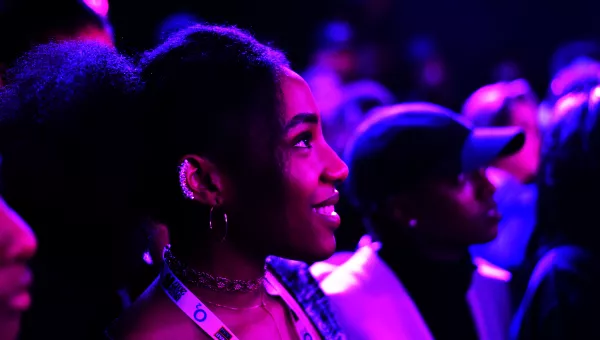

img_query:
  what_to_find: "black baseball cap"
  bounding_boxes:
[344,102,525,210]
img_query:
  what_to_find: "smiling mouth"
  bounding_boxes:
[311,191,341,227]
[312,191,340,216]
[313,205,336,216]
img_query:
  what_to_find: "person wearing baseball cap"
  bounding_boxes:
[462,79,540,185]
[462,80,541,307]
[310,102,524,340]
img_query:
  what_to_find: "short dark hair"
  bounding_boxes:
[0,40,143,337]
[0,0,111,67]
[0,40,143,269]
[138,24,291,255]
[529,87,600,258]
[0,40,141,219]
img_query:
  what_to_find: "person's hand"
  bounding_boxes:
[0,196,37,340]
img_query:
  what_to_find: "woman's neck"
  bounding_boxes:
[172,241,268,308]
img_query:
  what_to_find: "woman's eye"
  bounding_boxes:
[293,132,313,149]
[294,139,312,148]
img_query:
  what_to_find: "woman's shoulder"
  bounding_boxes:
[536,245,595,277]
[267,256,346,340]
[107,279,206,340]
[512,247,600,338]
[527,245,600,297]
[266,256,329,303]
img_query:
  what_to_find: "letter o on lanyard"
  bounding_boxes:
[194,303,208,322]
[304,333,313,340]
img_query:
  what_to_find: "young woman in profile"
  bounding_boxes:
[109,24,348,340]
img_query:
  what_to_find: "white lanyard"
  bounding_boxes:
[160,263,239,340]
[264,271,318,340]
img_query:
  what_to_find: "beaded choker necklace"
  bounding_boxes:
[163,246,266,293]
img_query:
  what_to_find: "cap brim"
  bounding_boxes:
[461,126,525,173]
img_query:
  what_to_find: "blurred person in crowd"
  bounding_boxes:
[304,20,394,252]
[0,41,144,339]
[538,40,600,131]
[463,79,540,276]
[304,19,398,156]
[404,35,454,108]
[108,24,348,339]
[511,87,600,339]
[0,0,114,86]
[304,20,359,121]
[321,80,395,252]
[0,190,37,340]
[549,40,600,81]
[303,19,396,146]
[311,103,524,340]
[320,80,396,157]
[154,12,203,44]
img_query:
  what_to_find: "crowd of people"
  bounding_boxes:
[1,1,600,340]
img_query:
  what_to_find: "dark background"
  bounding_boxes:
[108,0,600,110]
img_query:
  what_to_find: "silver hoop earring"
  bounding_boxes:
[209,206,228,242]
[178,160,194,200]
[409,219,418,228]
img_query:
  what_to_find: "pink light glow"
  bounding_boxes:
[591,86,600,101]
[142,251,153,265]
[553,92,588,124]
[82,0,109,17]
[473,257,512,282]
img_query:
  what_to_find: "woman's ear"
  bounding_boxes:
[180,155,225,207]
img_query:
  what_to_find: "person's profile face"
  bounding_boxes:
[270,67,349,262]
[0,196,37,340]
[411,168,499,247]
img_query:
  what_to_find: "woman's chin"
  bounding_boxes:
[274,233,337,263]
[301,237,337,263]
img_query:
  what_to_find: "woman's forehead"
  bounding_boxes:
[279,68,320,122]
